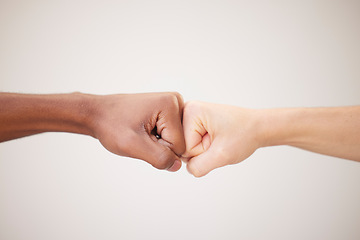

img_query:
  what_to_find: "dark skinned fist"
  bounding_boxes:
[89,92,185,171]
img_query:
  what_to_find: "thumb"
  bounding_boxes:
[127,131,182,172]
[186,139,229,177]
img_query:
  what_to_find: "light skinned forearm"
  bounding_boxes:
[0,92,95,142]
[258,106,360,161]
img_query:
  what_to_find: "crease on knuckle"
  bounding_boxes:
[159,93,181,112]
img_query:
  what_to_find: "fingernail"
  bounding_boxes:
[167,159,181,172]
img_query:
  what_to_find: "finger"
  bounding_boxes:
[186,140,229,177]
[182,101,210,158]
[127,130,182,171]
[171,91,184,120]
[157,95,185,156]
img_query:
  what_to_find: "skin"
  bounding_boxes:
[182,101,360,177]
[0,92,185,171]
[2,93,359,176]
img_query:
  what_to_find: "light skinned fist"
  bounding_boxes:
[181,101,264,177]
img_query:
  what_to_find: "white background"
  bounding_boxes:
[1,0,360,239]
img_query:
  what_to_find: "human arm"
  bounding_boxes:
[0,92,185,171]
[181,101,360,177]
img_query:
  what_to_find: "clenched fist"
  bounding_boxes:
[90,92,186,171]
[181,101,262,177]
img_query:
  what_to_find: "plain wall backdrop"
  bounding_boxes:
[1,0,360,239]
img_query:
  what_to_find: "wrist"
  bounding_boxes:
[68,92,99,138]
[257,108,302,148]
[246,108,270,149]
[232,107,268,150]
[30,92,98,138]
[84,93,128,140]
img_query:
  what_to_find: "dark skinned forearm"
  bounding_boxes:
[0,92,94,142]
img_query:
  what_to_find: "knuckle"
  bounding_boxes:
[162,93,177,104]
[170,91,182,100]
[161,92,183,109]
[183,101,201,116]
